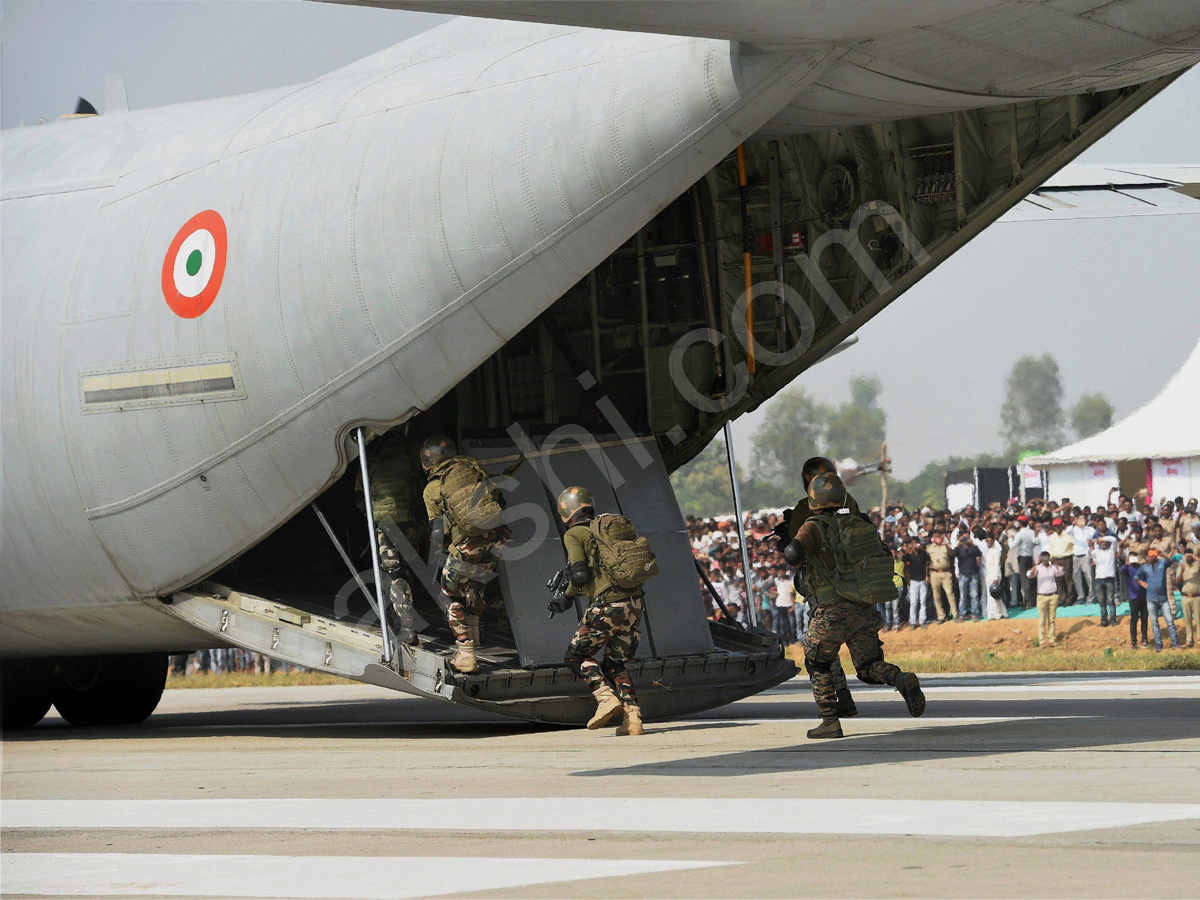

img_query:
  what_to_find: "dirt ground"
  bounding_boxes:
[882,615,1174,652]
[785,614,1200,673]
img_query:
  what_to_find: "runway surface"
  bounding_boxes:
[4,671,1199,898]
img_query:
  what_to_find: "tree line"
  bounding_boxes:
[672,353,1115,515]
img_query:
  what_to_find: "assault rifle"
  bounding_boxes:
[546,567,573,618]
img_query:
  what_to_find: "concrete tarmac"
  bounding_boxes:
[3,671,1199,898]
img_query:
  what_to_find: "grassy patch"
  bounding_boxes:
[166,671,354,689]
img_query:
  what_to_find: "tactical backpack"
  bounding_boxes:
[589,513,659,589]
[437,457,504,538]
[804,510,895,607]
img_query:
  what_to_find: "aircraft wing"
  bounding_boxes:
[322,1,997,45]
[999,164,1200,222]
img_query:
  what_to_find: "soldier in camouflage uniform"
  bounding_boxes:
[774,456,857,718]
[421,435,509,674]
[794,473,926,739]
[358,431,426,647]
[550,486,647,735]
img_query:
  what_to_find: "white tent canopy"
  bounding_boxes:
[1028,338,1200,465]
[1027,338,1200,507]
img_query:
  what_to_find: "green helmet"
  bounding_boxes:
[557,486,594,526]
[801,456,837,488]
[420,435,457,471]
[808,472,847,510]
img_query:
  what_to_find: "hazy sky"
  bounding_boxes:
[3,2,1198,479]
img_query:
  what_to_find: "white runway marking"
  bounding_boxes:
[6,798,1199,837]
[0,853,725,898]
[766,677,1200,696]
[690,716,1099,725]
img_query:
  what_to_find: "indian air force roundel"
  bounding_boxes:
[161,210,228,318]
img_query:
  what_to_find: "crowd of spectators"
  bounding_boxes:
[168,649,301,677]
[690,491,1200,652]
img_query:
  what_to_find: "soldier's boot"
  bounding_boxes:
[806,717,844,739]
[449,639,478,674]
[587,684,624,730]
[835,688,858,718]
[466,615,481,647]
[896,672,926,718]
[615,704,645,736]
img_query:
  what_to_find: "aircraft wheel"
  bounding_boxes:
[1,660,55,729]
[52,653,169,727]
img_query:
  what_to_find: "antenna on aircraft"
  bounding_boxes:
[104,75,129,114]
[74,97,98,116]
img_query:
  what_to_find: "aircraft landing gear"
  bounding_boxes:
[50,653,169,727]
[1,659,55,729]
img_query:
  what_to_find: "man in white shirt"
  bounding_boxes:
[1027,552,1065,646]
[982,533,1006,619]
[773,567,797,644]
[1012,516,1036,609]
[1090,522,1119,627]
[1070,514,1096,605]
[719,569,742,610]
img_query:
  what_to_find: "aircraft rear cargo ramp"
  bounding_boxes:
[168,434,795,725]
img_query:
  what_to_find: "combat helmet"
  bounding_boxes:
[808,472,847,510]
[420,435,457,471]
[557,486,595,527]
[801,456,837,488]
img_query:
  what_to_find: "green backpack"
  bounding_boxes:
[438,457,504,538]
[805,510,895,607]
[589,514,659,590]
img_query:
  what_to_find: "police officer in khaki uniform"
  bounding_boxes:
[1159,502,1178,545]
[1148,522,1174,560]
[421,436,509,674]
[926,534,956,623]
[551,487,647,736]
[1175,548,1200,648]
[1177,500,1199,539]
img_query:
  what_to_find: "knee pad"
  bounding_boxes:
[804,652,835,676]
[599,655,626,682]
[563,650,587,679]
[854,656,887,686]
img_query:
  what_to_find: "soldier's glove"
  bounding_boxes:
[548,593,574,616]
[771,511,793,543]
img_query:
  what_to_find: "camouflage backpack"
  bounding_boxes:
[437,457,504,538]
[364,437,421,523]
[804,510,895,607]
[589,514,659,590]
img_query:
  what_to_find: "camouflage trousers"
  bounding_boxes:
[803,600,901,719]
[565,593,643,704]
[376,524,421,641]
[441,527,508,641]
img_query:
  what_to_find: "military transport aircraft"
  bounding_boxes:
[4,1,1200,729]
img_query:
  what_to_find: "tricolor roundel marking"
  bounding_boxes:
[161,210,227,318]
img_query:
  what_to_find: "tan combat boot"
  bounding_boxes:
[466,615,481,646]
[807,717,843,739]
[450,639,478,674]
[615,703,644,736]
[587,683,623,729]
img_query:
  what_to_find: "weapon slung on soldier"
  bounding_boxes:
[546,567,573,617]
